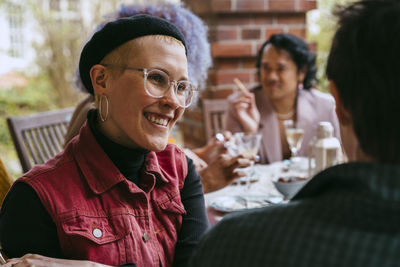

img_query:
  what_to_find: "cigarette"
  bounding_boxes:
[233,78,248,93]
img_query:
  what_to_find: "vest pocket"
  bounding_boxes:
[58,211,133,265]
[158,197,186,215]
[156,190,186,215]
[60,211,131,245]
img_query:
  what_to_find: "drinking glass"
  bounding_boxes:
[226,132,262,188]
[283,120,304,161]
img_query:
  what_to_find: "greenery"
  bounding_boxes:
[0,74,59,177]
[307,0,357,92]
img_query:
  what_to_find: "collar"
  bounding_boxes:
[293,162,400,202]
[72,122,169,194]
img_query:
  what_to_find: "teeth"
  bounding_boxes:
[145,113,169,126]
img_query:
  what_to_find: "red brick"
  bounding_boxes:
[265,27,285,39]
[236,0,265,11]
[213,70,252,85]
[217,15,252,26]
[242,29,261,40]
[299,0,317,11]
[251,16,274,25]
[211,43,253,58]
[203,88,236,99]
[215,58,240,70]
[269,0,296,11]
[276,14,306,25]
[183,0,212,14]
[242,58,257,69]
[215,28,239,41]
[211,0,232,12]
[288,28,306,38]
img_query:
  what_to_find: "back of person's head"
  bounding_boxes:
[326,0,400,163]
[75,2,211,99]
[256,33,317,90]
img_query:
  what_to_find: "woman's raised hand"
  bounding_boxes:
[232,92,260,134]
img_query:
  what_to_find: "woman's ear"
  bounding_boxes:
[90,64,108,95]
[329,80,351,126]
[330,80,361,162]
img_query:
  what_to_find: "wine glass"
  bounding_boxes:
[283,120,304,161]
[226,132,262,189]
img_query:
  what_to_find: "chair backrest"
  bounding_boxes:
[7,107,74,173]
[202,98,229,141]
[0,157,13,206]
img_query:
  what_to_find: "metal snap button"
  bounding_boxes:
[142,232,149,242]
[93,228,103,238]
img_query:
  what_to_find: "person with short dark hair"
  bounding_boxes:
[0,14,209,267]
[189,0,400,266]
[226,33,340,164]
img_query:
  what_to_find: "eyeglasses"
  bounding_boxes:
[102,64,197,108]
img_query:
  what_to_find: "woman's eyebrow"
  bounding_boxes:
[154,66,189,81]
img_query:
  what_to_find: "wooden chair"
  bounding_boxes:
[7,107,74,173]
[202,98,229,141]
[0,157,13,206]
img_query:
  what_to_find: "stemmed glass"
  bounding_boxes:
[226,132,262,189]
[283,120,304,162]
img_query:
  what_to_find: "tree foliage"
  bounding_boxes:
[308,0,357,92]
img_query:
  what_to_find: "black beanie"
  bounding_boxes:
[79,14,187,95]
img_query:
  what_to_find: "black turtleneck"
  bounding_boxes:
[87,109,149,185]
[0,110,209,267]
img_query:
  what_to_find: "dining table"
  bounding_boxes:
[204,157,309,226]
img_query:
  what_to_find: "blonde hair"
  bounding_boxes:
[101,35,184,69]
[94,35,185,107]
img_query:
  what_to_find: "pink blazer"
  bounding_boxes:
[226,87,341,164]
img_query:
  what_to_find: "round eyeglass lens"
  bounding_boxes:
[145,69,194,107]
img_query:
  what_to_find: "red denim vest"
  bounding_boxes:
[20,122,188,267]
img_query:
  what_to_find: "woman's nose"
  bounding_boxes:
[160,83,181,109]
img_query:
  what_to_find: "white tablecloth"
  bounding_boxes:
[205,157,309,225]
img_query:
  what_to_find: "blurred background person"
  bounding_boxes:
[226,33,340,164]
[190,0,400,266]
[64,2,254,193]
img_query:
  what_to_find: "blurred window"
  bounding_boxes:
[50,0,61,11]
[68,0,79,11]
[7,2,24,58]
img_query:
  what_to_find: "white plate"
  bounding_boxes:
[209,195,283,213]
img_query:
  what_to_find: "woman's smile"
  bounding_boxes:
[144,112,171,127]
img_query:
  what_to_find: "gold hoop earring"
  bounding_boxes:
[99,94,109,122]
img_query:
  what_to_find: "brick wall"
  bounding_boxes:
[181,0,316,148]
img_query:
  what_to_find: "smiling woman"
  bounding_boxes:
[91,35,188,151]
[0,15,209,267]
